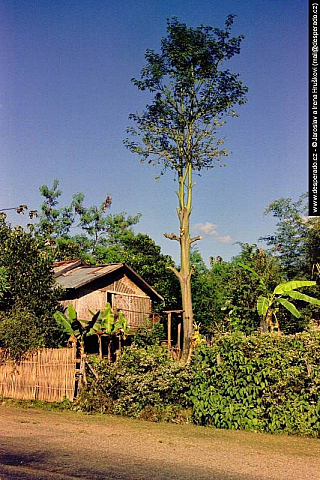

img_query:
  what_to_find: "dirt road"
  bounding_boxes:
[0,404,319,480]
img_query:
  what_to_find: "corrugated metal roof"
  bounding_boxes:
[55,264,123,290]
[53,259,82,278]
[53,261,164,302]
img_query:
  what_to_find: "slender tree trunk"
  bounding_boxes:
[118,334,122,357]
[107,338,112,362]
[179,205,193,361]
[165,163,201,362]
[261,310,272,333]
[98,335,102,359]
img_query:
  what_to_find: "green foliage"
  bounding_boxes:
[34,179,141,261]
[260,195,320,328]
[0,305,45,360]
[192,245,284,335]
[76,345,192,421]
[133,321,165,347]
[189,333,320,437]
[76,333,320,437]
[125,15,247,173]
[254,279,320,331]
[307,217,320,276]
[90,303,130,359]
[0,217,62,347]
[54,305,99,353]
[0,267,9,300]
[260,194,310,279]
[273,280,317,295]
[191,253,233,333]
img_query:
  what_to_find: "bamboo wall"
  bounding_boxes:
[61,274,152,329]
[0,347,77,402]
[112,293,151,329]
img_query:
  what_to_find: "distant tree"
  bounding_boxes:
[0,266,9,300]
[191,251,232,334]
[191,245,284,335]
[125,16,247,360]
[35,179,74,238]
[225,244,285,333]
[306,217,320,279]
[34,180,140,261]
[260,194,310,279]
[0,305,45,360]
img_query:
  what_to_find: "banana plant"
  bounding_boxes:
[89,303,130,360]
[113,310,130,358]
[257,280,320,332]
[238,263,320,332]
[54,305,99,355]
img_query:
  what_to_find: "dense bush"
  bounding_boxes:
[0,218,63,350]
[0,305,45,359]
[133,321,165,347]
[189,332,320,437]
[76,345,192,422]
[77,332,320,437]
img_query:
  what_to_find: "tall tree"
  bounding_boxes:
[125,16,247,359]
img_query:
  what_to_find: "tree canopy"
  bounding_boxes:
[0,215,63,351]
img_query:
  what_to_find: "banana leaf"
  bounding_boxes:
[286,290,320,306]
[54,311,74,337]
[67,304,77,321]
[276,297,301,318]
[273,281,316,295]
[257,296,270,316]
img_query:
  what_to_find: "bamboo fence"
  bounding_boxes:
[0,347,77,402]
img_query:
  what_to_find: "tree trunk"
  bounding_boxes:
[261,310,272,333]
[165,164,201,362]
[98,335,102,359]
[107,338,112,362]
[179,210,194,361]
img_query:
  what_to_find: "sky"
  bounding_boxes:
[0,0,308,264]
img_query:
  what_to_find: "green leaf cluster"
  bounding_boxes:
[261,194,320,280]
[189,333,320,436]
[0,217,62,349]
[0,305,45,360]
[256,280,319,331]
[34,179,141,261]
[54,305,98,342]
[76,333,320,437]
[191,245,284,334]
[76,345,192,422]
[125,15,247,173]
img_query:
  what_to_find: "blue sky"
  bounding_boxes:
[1,0,308,264]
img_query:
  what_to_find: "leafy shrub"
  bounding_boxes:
[76,345,192,421]
[0,218,63,348]
[189,332,320,437]
[133,321,165,347]
[76,332,320,437]
[0,305,45,360]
